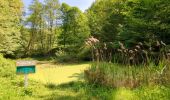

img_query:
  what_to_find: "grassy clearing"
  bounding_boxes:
[1,55,170,100]
[29,62,90,84]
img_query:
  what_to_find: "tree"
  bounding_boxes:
[59,3,90,55]
[87,0,126,44]
[23,0,61,56]
[60,3,71,47]
[120,0,170,47]
[0,0,23,57]
[25,0,44,55]
[44,0,61,52]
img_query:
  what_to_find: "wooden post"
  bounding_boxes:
[24,74,28,88]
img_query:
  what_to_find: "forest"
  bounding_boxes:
[0,0,170,100]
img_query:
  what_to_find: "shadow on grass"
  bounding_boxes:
[43,93,84,100]
[45,83,58,90]
[40,81,87,100]
[43,81,113,100]
[69,72,84,81]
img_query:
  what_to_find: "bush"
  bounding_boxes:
[56,53,79,63]
[55,49,89,63]
[0,54,15,78]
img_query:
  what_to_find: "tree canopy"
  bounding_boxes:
[0,0,23,57]
[0,0,170,59]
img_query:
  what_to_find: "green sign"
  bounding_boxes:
[16,61,36,74]
[16,66,35,74]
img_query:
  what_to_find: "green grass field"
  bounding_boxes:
[0,60,92,100]
[1,58,170,100]
[29,62,90,84]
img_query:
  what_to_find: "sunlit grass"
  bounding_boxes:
[29,62,90,84]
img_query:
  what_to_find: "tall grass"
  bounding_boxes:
[85,60,170,88]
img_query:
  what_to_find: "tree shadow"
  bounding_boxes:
[56,81,86,92]
[41,81,113,100]
[68,72,84,81]
[39,81,87,100]
[45,83,57,90]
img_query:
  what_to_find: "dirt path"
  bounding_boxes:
[29,62,90,84]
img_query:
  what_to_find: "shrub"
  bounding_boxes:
[55,49,89,63]
[0,54,15,78]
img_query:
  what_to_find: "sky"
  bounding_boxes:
[23,0,95,12]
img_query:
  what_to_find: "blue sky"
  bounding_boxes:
[23,0,95,12]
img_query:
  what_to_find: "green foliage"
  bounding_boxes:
[87,0,126,43]
[20,0,89,59]
[0,0,23,56]
[58,3,90,57]
[0,54,15,78]
[21,0,61,56]
[55,51,78,63]
[119,0,170,46]
[1,0,170,60]
[87,0,170,48]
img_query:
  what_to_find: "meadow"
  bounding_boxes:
[1,0,170,99]
[29,62,89,84]
[1,54,170,100]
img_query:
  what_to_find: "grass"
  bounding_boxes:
[85,62,170,88]
[29,62,90,84]
[1,55,170,100]
[1,75,170,100]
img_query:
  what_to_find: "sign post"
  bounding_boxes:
[24,74,28,87]
[16,61,36,88]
